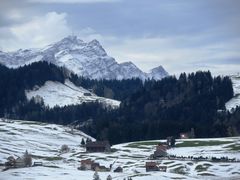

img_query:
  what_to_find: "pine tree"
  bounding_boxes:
[81,138,86,146]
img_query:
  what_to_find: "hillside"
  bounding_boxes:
[226,75,240,111]
[26,79,120,108]
[1,118,240,180]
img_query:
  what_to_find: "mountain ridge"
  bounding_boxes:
[0,35,168,80]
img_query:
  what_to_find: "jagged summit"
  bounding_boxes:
[0,35,168,80]
[148,65,169,80]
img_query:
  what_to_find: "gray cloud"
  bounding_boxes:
[28,0,120,4]
[0,0,239,75]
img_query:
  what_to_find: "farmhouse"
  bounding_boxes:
[80,159,93,170]
[146,162,159,172]
[79,159,110,172]
[154,149,167,158]
[152,143,168,159]
[86,141,111,153]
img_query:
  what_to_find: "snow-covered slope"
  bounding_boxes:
[0,119,94,164]
[226,75,240,111]
[25,79,120,108]
[1,119,240,180]
[0,36,168,80]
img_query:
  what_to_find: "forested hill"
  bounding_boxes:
[84,72,237,144]
[0,62,239,144]
[0,62,65,117]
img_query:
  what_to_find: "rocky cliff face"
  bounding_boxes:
[0,35,168,80]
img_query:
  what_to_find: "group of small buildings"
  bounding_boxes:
[79,159,123,173]
[4,150,42,170]
[79,159,110,172]
[79,140,123,173]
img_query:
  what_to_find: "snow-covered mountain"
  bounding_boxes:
[0,36,168,80]
[26,79,120,108]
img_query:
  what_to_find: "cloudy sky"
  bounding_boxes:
[0,0,239,75]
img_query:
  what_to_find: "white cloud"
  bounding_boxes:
[103,35,240,75]
[0,12,71,51]
[0,10,239,76]
[28,0,120,4]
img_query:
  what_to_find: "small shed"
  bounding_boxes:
[33,162,43,166]
[159,165,167,172]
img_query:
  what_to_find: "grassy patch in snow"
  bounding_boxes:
[198,172,215,176]
[20,121,46,125]
[43,165,60,168]
[130,174,150,177]
[110,148,118,153]
[195,164,212,172]
[0,129,8,132]
[172,166,188,175]
[163,161,175,165]
[225,144,240,151]
[187,162,194,166]
[32,154,63,161]
[125,141,159,148]
[168,163,182,168]
[120,154,144,159]
[176,140,231,147]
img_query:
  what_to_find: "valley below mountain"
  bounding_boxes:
[0,119,240,180]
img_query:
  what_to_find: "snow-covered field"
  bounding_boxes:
[25,79,120,108]
[226,75,240,111]
[0,119,240,180]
